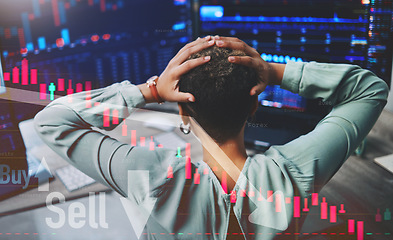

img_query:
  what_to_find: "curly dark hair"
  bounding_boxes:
[178,46,258,144]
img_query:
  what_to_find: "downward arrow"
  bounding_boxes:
[120,170,157,239]
[190,118,289,231]
[248,190,288,231]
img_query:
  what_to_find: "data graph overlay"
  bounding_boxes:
[0,0,191,121]
[198,0,392,88]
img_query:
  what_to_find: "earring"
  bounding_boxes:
[180,122,191,135]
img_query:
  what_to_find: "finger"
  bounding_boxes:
[171,91,196,103]
[250,85,265,96]
[228,56,259,68]
[216,39,254,55]
[227,55,267,96]
[213,36,242,42]
[176,56,211,76]
[214,36,245,46]
[216,39,259,57]
[173,36,211,59]
[174,39,215,65]
[186,36,210,49]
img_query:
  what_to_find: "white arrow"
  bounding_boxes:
[36,157,53,192]
[190,118,289,231]
[248,190,288,230]
[120,170,157,239]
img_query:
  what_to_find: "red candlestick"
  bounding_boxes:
[167,166,173,178]
[240,189,246,197]
[303,198,309,212]
[39,84,46,99]
[103,108,110,127]
[186,143,191,158]
[51,0,61,26]
[12,67,19,83]
[18,28,26,48]
[357,221,364,240]
[330,205,337,223]
[185,156,191,179]
[4,72,10,81]
[85,81,92,108]
[21,59,28,85]
[85,81,92,91]
[339,204,346,214]
[30,69,37,84]
[112,109,119,124]
[131,130,136,146]
[76,83,83,93]
[267,190,273,202]
[348,219,355,234]
[58,78,64,91]
[194,169,200,184]
[67,80,73,103]
[230,191,237,203]
[275,193,282,212]
[312,193,318,206]
[121,120,127,136]
[140,137,145,147]
[221,171,227,194]
[149,136,155,151]
[294,196,300,218]
[321,197,328,219]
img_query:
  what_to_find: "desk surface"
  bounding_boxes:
[0,108,210,216]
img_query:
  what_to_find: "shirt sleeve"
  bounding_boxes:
[34,80,175,198]
[264,61,389,196]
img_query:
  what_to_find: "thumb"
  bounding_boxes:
[174,92,195,103]
[250,85,265,96]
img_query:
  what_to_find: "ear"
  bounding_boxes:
[250,97,258,116]
[178,103,190,124]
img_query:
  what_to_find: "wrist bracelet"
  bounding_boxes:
[146,76,164,104]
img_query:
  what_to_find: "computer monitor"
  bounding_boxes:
[195,0,393,114]
[1,0,192,199]
[0,57,5,95]
[0,0,192,122]
[0,52,22,155]
[0,52,30,198]
[194,0,392,147]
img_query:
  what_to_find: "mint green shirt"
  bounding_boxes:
[34,61,388,239]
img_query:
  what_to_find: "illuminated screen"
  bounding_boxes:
[197,0,393,111]
[0,0,192,121]
[0,58,5,95]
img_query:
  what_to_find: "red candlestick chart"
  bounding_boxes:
[2,56,383,240]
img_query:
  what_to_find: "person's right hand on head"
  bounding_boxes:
[138,36,215,103]
[157,36,215,102]
[213,36,284,96]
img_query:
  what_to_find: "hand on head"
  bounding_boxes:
[156,35,274,103]
[156,36,215,103]
[213,36,272,96]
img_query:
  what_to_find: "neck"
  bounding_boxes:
[202,131,248,192]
